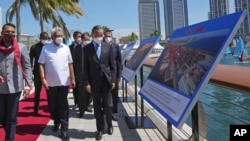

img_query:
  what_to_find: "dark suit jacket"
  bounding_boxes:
[110,42,122,81]
[29,42,44,76]
[69,43,79,79]
[84,42,116,91]
[74,44,85,82]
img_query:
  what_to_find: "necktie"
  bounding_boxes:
[96,44,101,59]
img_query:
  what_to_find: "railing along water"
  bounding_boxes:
[122,54,250,141]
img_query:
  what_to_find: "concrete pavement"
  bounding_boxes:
[36,90,166,141]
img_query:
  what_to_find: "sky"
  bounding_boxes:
[0,0,235,40]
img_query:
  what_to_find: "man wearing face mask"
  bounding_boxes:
[29,32,50,116]
[0,23,33,141]
[69,31,82,111]
[104,30,122,121]
[84,25,116,140]
[38,27,75,141]
[71,32,92,118]
[81,32,93,113]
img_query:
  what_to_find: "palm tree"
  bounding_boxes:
[102,26,113,33]
[15,0,21,42]
[130,32,138,41]
[5,0,21,41]
[6,0,84,40]
[150,30,161,37]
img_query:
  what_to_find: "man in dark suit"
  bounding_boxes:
[84,25,116,140]
[69,31,82,110]
[29,32,50,115]
[104,30,122,121]
[73,32,92,118]
[81,32,93,113]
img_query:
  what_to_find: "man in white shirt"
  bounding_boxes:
[38,27,75,141]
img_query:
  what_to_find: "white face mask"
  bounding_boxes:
[41,40,48,45]
[76,37,81,44]
[94,37,103,44]
[55,37,63,45]
[105,37,112,43]
[83,41,91,45]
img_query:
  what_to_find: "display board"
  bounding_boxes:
[121,41,137,64]
[122,36,160,82]
[139,11,247,128]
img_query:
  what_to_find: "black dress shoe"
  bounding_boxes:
[61,131,70,141]
[72,104,78,110]
[78,112,84,118]
[86,107,93,112]
[52,124,59,132]
[112,116,118,121]
[50,115,54,120]
[33,110,38,115]
[107,126,113,135]
[95,131,103,140]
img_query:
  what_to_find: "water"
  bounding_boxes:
[197,48,250,141]
[220,54,250,67]
[198,84,250,141]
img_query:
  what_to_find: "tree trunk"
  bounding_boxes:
[16,0,21,42]
[39,1,44,32]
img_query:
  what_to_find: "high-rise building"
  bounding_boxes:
[235,0,250,35]
[163,0,188,38]
[138,0,161,40]
[209,0,229,19]
[0,7,2,33]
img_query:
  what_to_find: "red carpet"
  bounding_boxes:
[0,88,51,141]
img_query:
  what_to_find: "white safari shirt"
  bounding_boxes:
[38,42,73,87]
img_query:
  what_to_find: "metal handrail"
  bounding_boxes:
[203,91,250,110]
[122,55,250,141]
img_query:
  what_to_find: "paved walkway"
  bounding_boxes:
[36,89,166,141]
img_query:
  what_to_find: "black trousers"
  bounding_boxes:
[92,76,113,131]
[48,86,69,131]
[85,90,92,108]
[0,92,21,141]
[33,75,50,113]
[111,82,119,114]
[72,84,79,106]
[77,80,86,113]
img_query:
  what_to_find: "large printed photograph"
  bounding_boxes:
[122,36,160,82]
[126,42,154,71]
[149,29,230,95]
[121,41,136,64]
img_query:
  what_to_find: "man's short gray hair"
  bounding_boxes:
[51,27,63,36]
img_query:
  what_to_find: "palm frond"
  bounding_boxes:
[6,2,17,23]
